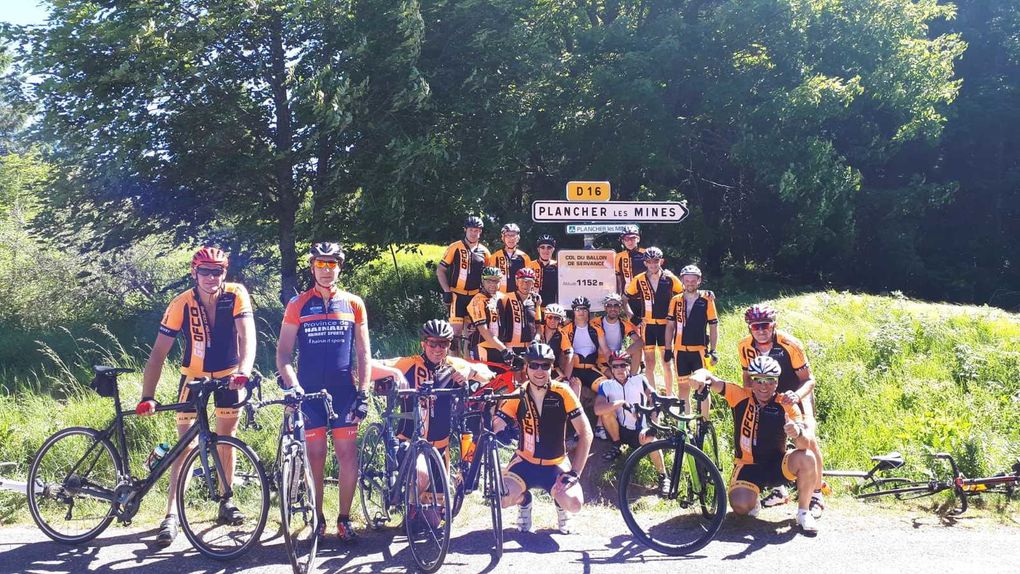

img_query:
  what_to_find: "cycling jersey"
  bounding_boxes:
[497,292,542,349]
[721,382,803,465]
[159,283,253,378]
[497,381,582,465]
[561,322,605,369]
[539,328,572,375]
[666,291,718,350]
[597,374,653,431]
[440,240,491,295]
[468,291,505,360]
[738,330,809,395]
[382,354,475,449]
[530,259,559,306]
[615,248,647,286]
[592,316,639,353]
[487,248,533,293]
[282,288,366,392]
[625,271,682,324]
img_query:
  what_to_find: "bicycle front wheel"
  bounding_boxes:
[359,422,400,530]
[176,436,270,560]
[482,438,504,559]
[281,444,318,574]
[404,442,452,573]
[695,422,721,519]
[618,439,726,556]
[27,427,122,544]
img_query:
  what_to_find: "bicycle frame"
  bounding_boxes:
[630,393,705,499]
[455,390,522,494]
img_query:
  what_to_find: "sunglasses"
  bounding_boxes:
[610,363,630,369]
[750,376,779,384]
[424,339,452,349]
[313,259,340,269]
[538,244,555,249]
[195,267,225,277]
[749,322,774,331]
[605,303,622,308]
[527,362,553,370]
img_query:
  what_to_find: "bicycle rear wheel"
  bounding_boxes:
[694,422,721,519]
[281,445,318,574]
[176,436,270,560]
[359,422,400,530]
[482,438,504,559]
[404,443,452,573]
[618,439,726,556]
[27,427,121,543]
[855,480,942,501]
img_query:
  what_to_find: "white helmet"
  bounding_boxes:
[748,356,782,378]
[680,265,702,277]
[544,304,566,318]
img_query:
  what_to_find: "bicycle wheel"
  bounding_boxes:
[855,480,942,501]
[176,436,270,560]
[852,477,915,497]
[27,427,122,543]
[695,422,721,518]
[359,423,400,530]
[404,442,452,573]
[618,439,726,556]
[281,445,318,574]
[482,438,504,559]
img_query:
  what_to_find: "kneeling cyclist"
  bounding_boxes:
[592,352,661,470]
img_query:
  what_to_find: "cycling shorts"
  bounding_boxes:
[504,456,563,494]
[449,292,475,325]
[301,370,357,435]
[175,371,240,425]
[729,451,796,496]
[641,324,667,349]
[674,350,706,377]
[618,426,645,449]
[572,367,602,393]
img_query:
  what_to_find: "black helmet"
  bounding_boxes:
[309,242,345,262]
[464,216,484,229]
[524,342,555,362]
[571,296,591,310]
[421,319,454,340]
[536,234,556,247]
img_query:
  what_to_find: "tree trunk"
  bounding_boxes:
[269,14,299,304]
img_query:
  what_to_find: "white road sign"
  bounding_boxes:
[532,200,688,223]
[557,250,617,312]
[565,224,639,235]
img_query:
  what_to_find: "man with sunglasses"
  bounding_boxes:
[692,357,820,533]
[488,223,533,294]
[137,246,256,548]
[494,342,593,534]
[438,216,491,356]
[593,292,642,375]
[664,265,718,417]
[561,296,610,401]
[614,225,646,295]
[624,247,683,395]
[737,303,825,518]
[537,303,573,379]
[593,352,663,469]
[277,242,372,543]
[529,234,559,309]
[467,266,512,364]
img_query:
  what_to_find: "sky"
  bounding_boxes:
[0,1,49,26]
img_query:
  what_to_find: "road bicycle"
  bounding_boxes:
[243,383,338,574]
[826,451,1020,515]
[27,366,270,560]
[358,376,458,573]
[617,389,726,556]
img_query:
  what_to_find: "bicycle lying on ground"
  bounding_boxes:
[825,451,1020,515]
[243,382,338,574]
[27,366,270,560]
[617,389,727,556]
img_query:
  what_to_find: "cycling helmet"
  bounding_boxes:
[679,265,702,277]
[620,225,640,239]
[501,223,521,234]
[464,216,484,229]
[544,304,566,318]
[608,351,632,365]
[421,319,455,340]
[536,234,556,247]
[603,293,624,306]
[309,241,345,262]
[192,246,229,268]
[744,303,778,324]
[571,296,591,310]
[643,247,664,260]
[524,342,555,362]
[748,356,782,378]
[515,267,537,281]
[481,266,503,279]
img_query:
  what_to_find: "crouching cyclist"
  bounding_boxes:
[277,242,372,543]
[692,357,820,533]
[493,342,593,534]
[592,352,662,471]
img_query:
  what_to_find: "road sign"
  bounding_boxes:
[565,181,611,202]
[557,250,616,311]
[532,200,688,223]
[565,223,640,235]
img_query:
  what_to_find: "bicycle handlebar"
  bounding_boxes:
[243,389,338,431]
[149,374,262,415]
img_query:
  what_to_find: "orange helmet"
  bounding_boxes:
[192,246,229,268]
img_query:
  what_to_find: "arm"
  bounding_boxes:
[369,361,406,385]
[593,394,624,417]
[235,313,257,376]
[664,319,676,351]
[275,322,301,390]
[793,365,816,402]
[476,322,508,352]
[354,320,372,393]
[140,334,176,400]
[708,322,718,353]
[568,413,593,476]
[436,263,451,293]
[785,414,814,450]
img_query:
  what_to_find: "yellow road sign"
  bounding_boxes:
[565,181,611,201]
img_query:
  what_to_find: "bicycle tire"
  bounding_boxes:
[27,427,122,544]
[281,444,318,574]
[618,439,726,556]
[404,442,452,573]
[851,477,914,497]
[855,480,944,501]
[176,436,270,560]
[483,438,504,559]
[694,422,721,518]
[358,422,397,530]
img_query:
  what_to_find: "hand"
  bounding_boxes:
[283,383,304,397]
[441,291,453,305]
[229,373,249,390]
[663,349,674,363]
[500,348,516,365]
[136,399,157,416]
[704,290,715,300]
[349,391,370,423]
[779,391,799,405]
[450,370,467,385]
[705,350,718,366]
[784,421,803,439]
[614,399,627,411]
[551,470,579,497]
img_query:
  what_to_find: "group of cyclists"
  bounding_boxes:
[133,215,827,556]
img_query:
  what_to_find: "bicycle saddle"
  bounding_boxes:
[94,365,135,376]
[871,451,905,470]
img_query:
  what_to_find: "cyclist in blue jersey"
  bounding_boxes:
[277,242,372,543]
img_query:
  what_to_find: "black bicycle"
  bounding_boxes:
[243,383,338,574]
[27,366,270,560]
[358,377,457,573]
[617,390,727,556]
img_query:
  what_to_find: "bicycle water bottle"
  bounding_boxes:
[460,433,476,464]
[145,442,170,472]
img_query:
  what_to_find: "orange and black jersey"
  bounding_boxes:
[497,381,583,465]
[539,327,572,368]
[592,316,639,353]
[529,259,558,306]
[561,322,605,368]
[625,271,683,324]
[667,291,718,349]
[722,382,803,465]
[382,354,475,446]
[497,292,542,348]
[615,248,647,285]
[488,248,533,293]
[440,240,491,295]
[159,283,253,378]
[738,331,809,395]
[467,291,504,351]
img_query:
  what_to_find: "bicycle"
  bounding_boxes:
[826,451,1020,515]
[27,366,270,560]
[358,376,458,573]
[617,389,727,556]
[243,383,338,574]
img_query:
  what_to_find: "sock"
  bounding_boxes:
[339,514,350,522]
[520,491,532,508]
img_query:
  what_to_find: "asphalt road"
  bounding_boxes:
[2,498,1018,574]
